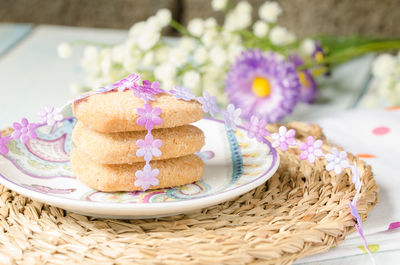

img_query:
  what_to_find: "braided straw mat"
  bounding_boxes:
[0,122,378,265]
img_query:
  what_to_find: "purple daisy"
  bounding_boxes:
[226,49,300,123]
[289,54,317,103]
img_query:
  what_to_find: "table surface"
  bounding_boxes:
[0,23,398,264]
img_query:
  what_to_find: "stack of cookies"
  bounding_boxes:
[70,91,205,192]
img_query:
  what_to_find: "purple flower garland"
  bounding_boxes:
[0,73,373,260]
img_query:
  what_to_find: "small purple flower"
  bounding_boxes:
[134,80,165,102]
[271,126,297,151]
[135,164,160,191]
[245,115,269,142]
[169,86,196,101]
[325,148,350,174]
[12,118,39,144]
[299,136,324,163]
[222,104,242,129]
[136,134,162,163]
[114,73,141,92]
[198,91,219,117]
[0,133,11,155]
[38,106,63,126]
[93,84,116,94]
[136,103,162,131]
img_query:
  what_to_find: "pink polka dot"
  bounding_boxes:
[372,126,391,135]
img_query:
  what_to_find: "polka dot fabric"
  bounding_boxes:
[298,107,400,263]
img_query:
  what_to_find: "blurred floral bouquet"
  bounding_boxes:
[59,0,400,122]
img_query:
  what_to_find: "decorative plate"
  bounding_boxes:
[0,117,279,219]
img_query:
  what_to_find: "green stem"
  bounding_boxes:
[299,41,400,70]
[170,19,199,40]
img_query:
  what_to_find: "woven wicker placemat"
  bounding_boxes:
[0,122,378,265]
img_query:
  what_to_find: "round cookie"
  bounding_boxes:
[73,92,204,133]
[70,149,204,192]
[72,122,205,164]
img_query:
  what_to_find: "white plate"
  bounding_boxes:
[0,117,279,219]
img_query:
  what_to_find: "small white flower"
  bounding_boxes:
[57,42,72,59]
[194,46,209,65]
[253,20,269,38]
[204,17,218,29]
[228,43,243,62]
[142,51,155,66]
[168,48,188,67]
[325,148,350,174]
[129,21,146,37]
[154,63,177,81]
[269,26,296,46]
[111,45,126,64]
[154,46,170,64]
[259,1,282,23]
[188,18,205,37]
[201,28,218,48]
[183,70,201,90]
[209,46,227,67]
[137,27,160,51]
[299,38,316,56]
[211,0,228,11]
[372,54,396,79]
[237,1,252,13]
[155,8,172,27]
[123,57,139,72]
[179,37,196,52]
[224,2,252,31]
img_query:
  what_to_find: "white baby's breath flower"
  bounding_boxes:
[136,25,160,51]
[204,17,218,29]
[201,28,218,48]
[209,45,227,67]
[154,46,170,64]
[154,63,177,81]
[224,3,252,31]
[299,38,315,56]
[57,42,72,59]
[111,45,126,64]
[179,37,196,52]
[183,70,201,90]
[123,57,139,72]
[372,54,396,79]
[259,1,282,23]
[253,20,269,38]
[142,51,155,66]
[188,18,205,37]
[194,46,209,65]
[236,1,252,14]
[228,43,243,62]
[269,26,296,46]
[168,48,188,67]
[155,8,172,27]
[129,21,146,37]
[211,0,228,11]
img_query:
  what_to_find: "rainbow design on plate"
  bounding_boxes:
[0,117,278,218]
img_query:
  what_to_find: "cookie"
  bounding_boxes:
[72,122,205,164]
[73,92,204,133]
[70,149,204,192]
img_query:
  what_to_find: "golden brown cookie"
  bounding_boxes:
[72,122,205,164]
[70,149,204,192]
[73,92,204,133]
